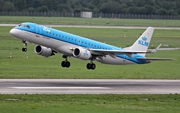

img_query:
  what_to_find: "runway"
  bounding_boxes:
[0,79,180,94]
[1,24,180,30]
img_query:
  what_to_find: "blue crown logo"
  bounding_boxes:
[142,36,147,41]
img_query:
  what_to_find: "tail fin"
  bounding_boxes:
[126,27,154,57]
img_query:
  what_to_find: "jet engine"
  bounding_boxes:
[73,48,92,60]
[34,45,54,57]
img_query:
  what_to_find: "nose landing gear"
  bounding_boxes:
[22,40,28,52]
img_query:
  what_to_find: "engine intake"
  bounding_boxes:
[34,45,54,57]
[73,48,92,60]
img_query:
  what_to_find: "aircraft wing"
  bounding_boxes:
[90,49,173,60]
[90,49,148,57]
[137,58,173,61]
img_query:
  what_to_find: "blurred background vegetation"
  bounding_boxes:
[0,0,180,15]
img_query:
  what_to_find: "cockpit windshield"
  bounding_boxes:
[18,24,30,28]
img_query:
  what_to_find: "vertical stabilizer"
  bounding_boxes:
[127,27,154,57]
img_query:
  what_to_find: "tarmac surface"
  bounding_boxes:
[0,79,180,94]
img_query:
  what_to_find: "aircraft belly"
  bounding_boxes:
[96,55,136,65]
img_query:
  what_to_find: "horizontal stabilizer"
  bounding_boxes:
[148,44,180,53]
[147,44,162,53]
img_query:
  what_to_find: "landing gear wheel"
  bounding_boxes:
[87,63,91,70]
[65,61,70,68]
[22,40,28,52]
[22,47,27,52]
[61,61,70,68]
[86,63,96,70]
[91,63,96,70]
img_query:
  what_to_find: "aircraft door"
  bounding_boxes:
[36,25,41,37]
[78,39,81,45]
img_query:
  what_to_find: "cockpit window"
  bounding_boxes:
[26,25,30,28]
[18,24,30,29]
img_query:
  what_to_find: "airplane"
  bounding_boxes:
[10,22,173,70]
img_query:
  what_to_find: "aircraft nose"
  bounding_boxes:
[10,28,16,36]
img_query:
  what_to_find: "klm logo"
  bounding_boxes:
[84,50,89,56]
[138,36,149,47]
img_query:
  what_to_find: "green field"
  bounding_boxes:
[0,94,179,113]
[0,17,180,113]
[0,26,180,79]
[1,16,180,27]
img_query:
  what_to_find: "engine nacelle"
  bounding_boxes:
[73,48,92,60]
[34,45,54,57]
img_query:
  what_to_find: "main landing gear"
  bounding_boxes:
[61,55,70,68]
[22,40,27,52]
[86,63,96,70]
[86,57,96,70]
[60,55,96,70]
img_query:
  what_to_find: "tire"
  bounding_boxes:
[86,63,96,70]
[22,48,27,52]
[65,61,70,68]
[86,63,91,70]
[61,61,66,67]
[91,63,96,70]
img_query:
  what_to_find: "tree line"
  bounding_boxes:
[1,0,180,15]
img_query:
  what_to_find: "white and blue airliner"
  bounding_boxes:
[10,22,172,70]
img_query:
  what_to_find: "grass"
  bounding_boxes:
[0,94,180,113]
[1,16,180,27]
[1,18,180,113]
[0,26,180,79]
